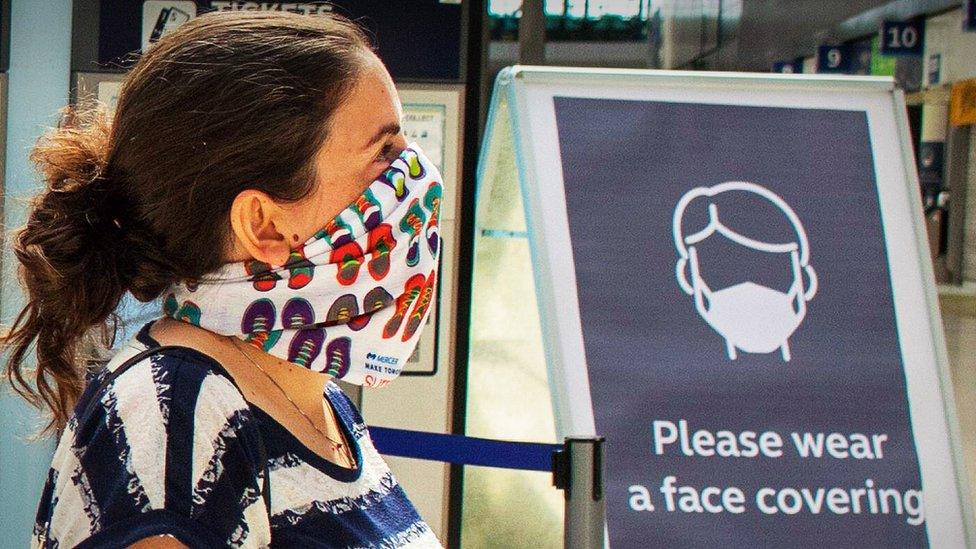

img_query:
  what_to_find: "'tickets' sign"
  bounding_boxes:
[96,0,464,81]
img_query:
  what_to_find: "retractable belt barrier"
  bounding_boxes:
[369,427,559,471]
[369,427,606,549]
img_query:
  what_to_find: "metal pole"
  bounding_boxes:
[945,124,971,284]
[553,437,606,548]
[518,0,545,64]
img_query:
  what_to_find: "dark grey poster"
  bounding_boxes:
[553,97,926,547]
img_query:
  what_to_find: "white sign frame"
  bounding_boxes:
[478,65,974,547]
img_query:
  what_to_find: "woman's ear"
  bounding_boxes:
[229,189,292,267]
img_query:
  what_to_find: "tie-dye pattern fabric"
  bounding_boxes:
[30,320,443,548]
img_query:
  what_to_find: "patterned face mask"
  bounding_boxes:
[162,141,442,387]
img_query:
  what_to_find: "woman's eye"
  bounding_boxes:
[375,143,398,163]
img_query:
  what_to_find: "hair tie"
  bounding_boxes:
[83,208,124,236]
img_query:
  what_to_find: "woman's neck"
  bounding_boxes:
[148,317,332,403]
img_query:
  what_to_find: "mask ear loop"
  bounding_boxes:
[802,264,818,301]
[788,249,806,316]
[675,256,694,295]
[688,246,712,313]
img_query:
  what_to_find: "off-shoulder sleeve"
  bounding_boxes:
[31,349,271,549]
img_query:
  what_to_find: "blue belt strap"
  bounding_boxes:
[369,427,562,473]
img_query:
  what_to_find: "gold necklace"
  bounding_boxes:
[228,336,354,468]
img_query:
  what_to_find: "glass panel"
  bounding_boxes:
[461,232,563,547]
[461,95,564,547]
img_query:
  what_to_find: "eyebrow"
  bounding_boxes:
[364,122,401,150]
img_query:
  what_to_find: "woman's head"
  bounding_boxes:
[227,49,408,269]
[2,10,402,434]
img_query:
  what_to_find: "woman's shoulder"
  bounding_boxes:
[67,334,260,458]
[35,332,271,548]
[107,339,244,399]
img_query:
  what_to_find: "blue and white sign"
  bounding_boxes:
[816,45,850,73]
[880,20,924,56]
[476,67,974,548]
[847,40,873,75]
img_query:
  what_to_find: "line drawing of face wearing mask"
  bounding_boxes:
[672,182,818,362]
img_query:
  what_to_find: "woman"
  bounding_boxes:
[1,10,443,548]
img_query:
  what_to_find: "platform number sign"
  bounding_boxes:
[880,20,924,56]
[816,45,850,73]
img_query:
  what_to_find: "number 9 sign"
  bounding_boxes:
[816,45,850,73]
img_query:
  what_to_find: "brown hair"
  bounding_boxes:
[1,10,374,435]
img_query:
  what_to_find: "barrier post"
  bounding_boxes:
[552,437,606,548]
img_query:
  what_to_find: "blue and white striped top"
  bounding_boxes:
[31,319,442,548]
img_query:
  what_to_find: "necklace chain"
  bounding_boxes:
[228,336,353,467]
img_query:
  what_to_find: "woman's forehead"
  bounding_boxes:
[321,67,399,156]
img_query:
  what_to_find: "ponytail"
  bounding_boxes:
[1,103,161,436]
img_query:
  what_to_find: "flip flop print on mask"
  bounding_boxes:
[163,294,202,326]
[242,298,282,351]
[423,181,442,256]
[331,241,365,286]
[383,273,427,339]
[325,336,352,378]
[400,199,427,267]
[366,223,397,281]
[403,269,437,342]
[352,188,383,230]
[283,247,315,289]
[283,298,325,368]
[245,259,282,292]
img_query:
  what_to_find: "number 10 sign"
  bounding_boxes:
[880,20,924,56]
